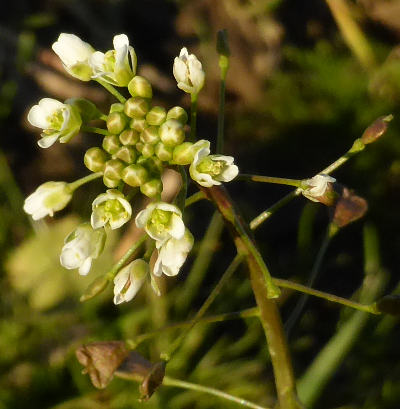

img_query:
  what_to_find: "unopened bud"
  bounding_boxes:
[140,126,160,145]
[80,275,109,302]
[137,156,163,175]
[122,164,149,187]
[114,146,137,164]
[159,119,185,147]
[136,142,144,153]
[103,174,119,188]
[128,76,153,99]
[109,103,125,113]
[155,142,173,161]
[217,29,230,57]
[84,147,109,172]
[130,117,147,133]
[104,159,124,181]
[361,114,393,145]
[124,97,150,118]
[103,135,121,155]
[141,143,155,158]
[146,106,166,126]
[166,106,188,124]
[119,129,140,146]
[107,112,128,134]
[172,142,195,165]
[140,179,163,198]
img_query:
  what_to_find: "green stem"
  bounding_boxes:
[190,93,198,140]
[239,174,304,188]
[163,376,270,409]
[163,254,245,361]
[99,114,108,121]
[217,63,228,153]
[68,172,102,191]
[185,190,206,207]
[105,235,147,281]
[96,79,127,103]
[81,125,110,136]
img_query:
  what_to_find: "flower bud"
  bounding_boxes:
[140,126,160,145]
[119,129,140,145]
[155,142,173,162]
[104,159,124,181]
[122,164,149,187]
[114,146,136,164]
[103,175,120,188]
[159,119,185,147]
[173,48,205,95]
[301,175,337,205]
[84,147,109,173]
[110,103,125,113]
[137,156,163,175]
[80,275,110,302]
[107,112,128,134]
[128,75,152,99]
[140,179,163,198]
[136,141,144,153]
[361,114,393,145]
[130,117,147,133]
[216,29,230,58]
[141,143,155,158]
[172,142,194,165]
[166,106,188,124]
[102,135,121,155]
[146,106,166,126]
[124,97,150,118]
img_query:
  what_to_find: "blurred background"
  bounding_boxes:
[1,0,400,408]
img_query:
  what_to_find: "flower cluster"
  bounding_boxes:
[23,33,239,305]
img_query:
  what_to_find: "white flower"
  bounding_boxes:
[302,174,336,202]
[90,34,137,86]
[135,202,185,243]
[189,140,239,187]
[91,189,132,230]
[173,47,205,95]
[153,229,194,277]
[113,259,149,304]
[60,223,106,275]
[23,181,72,220]
[52,33,95,81]
[27,98,82,148]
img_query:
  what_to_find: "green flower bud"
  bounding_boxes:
[166,106,188,124]
[146,106,166,126]
[136,142,144,153]
[172,142,195,165]
[140,126,160,145]
[84,147,109,172]
[103,174,120,188]
[80,275,110,302]
[137,156,163,176]
[110,103,125,113]
[128,75,152,99]
[114,146,137,164]
[65,98,102,122]
[122,164,149,187]
[130,117,147,133]
[103,135,121,155]
[159,119,185,147]
[124,97,150,118]
[119,129,140,146]
[155,142,173,162]
[140,179,163,198]
[104,159,124,181]
[141,143,155,158]
[107,112,128,134]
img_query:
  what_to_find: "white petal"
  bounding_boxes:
[179,48,189,59]
[91,210,106,229]
[155,202,182,217]
[38,98,65,116]
[79,257,93,275]
[173,57,188,83]
[52,33,93,66]
[169,213,185,239]
[38,133,60,148]
[135,203,156,228]
[90,51,106,71]
[113,34,129,49]
[27,105,49,129]
[60,247,84,269]
[218,164,239,182]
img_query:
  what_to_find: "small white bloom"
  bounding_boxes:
[302,174,336,202]
[154,228,194,277]
[189,140,239,187]
[28,98,82,148]
[60,223,106,275]
[135,202,185,243]
[91,189,132,230]
[173,47,205,95]
[23,181,72,220]
[90,34,137,86]
[113,259,149,304]
[52,33,95,81]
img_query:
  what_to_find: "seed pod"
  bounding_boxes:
[84,147,109,172]
[140,179,163,198]
[140,126,160,145]
[159,119,185,147]
[124,97,150,118]
[166,106,188,124]
[114,146,137,164]
[130,117,147,133]
[146,106,166,126]
[128,76,153,99]
[107,112,128,134]
[122,164,149,187]
[119,129,140,146]
[103,135,121,155]
[155,142,173,162]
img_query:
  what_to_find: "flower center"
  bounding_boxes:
[47,108,65,131]
[197,157,224,176]
[149,209,172,235]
